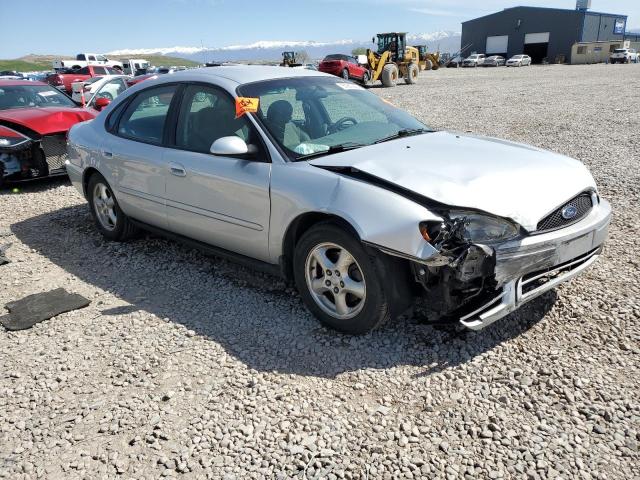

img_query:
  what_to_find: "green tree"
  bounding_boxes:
[351,47,367,56]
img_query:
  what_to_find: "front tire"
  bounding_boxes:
[293,223,393,334]
[342,68,349,80]
[87,172,138,241]
[381,64,398,87]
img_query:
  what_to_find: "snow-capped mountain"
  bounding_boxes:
[107,31,461,63]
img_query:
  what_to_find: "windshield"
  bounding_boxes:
[512,55,523,59]
[237,76,430,160]
[613,49,627,53]
[0,84,76,110]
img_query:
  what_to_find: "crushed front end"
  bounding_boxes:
[411,192,612,330]
[0,124,68,185]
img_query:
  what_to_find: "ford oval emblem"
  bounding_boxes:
[562,205,578,220]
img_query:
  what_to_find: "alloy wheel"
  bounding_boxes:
[93,182,117,231]
[305,242,366,319]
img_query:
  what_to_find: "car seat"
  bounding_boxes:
[265,100,310,149]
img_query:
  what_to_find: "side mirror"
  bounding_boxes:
[94,97,111,111]
[210,136,249,156]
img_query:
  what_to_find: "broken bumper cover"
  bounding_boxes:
[460,198,611,330]
[1,134,68,182]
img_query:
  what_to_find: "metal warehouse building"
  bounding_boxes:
[461,5,628,64]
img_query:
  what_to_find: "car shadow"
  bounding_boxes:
[9,204,557,378]
[0,175,70,195]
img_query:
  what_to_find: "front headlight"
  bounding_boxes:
[0,125,32,150]
[448,211,520,243]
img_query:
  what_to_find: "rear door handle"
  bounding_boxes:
[169,163,187,177]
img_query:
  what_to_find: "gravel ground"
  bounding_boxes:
[0,64,638,479]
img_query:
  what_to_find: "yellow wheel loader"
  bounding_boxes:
[281,51,302,67]
[413,45,441,71]
[365,33,420,87]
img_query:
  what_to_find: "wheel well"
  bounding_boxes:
[281,212,359,280]
[82,167,100,198]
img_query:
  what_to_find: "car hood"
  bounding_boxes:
[308,131,596,231]
[0,107,96,135]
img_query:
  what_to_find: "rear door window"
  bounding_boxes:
[117,84,177,144]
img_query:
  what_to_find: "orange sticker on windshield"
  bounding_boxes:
[381,97,395,106]
[235,97,259,118]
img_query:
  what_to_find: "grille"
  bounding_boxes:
[41,135,68,172]
[520,247,600,297]
[536,192,593,233]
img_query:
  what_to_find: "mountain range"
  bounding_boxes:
[107,31,462,63]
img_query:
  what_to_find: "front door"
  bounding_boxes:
[164,84,271,261]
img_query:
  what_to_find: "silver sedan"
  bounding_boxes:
[67,66,611,334]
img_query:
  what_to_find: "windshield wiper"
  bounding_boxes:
[294,142,366,161]
[373,128,431,145]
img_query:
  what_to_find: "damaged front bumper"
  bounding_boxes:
[408,198,611,330]
[0,134,68,183]
[458,199,611,329]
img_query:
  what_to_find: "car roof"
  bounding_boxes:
[0,79,49,87]
[151,65,328,85]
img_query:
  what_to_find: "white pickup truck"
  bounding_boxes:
[120,59,150,75]
[53,53,123,71]
[609,48,639,64]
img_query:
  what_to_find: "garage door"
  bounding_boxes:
[524,32,550,44]
[486,35,509,54]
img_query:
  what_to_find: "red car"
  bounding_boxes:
[318,54,370,83]
[125,73,159,87]
[0,80,96,186]
[46,65,121,94]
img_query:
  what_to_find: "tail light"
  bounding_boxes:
[0,125,32,150]
[49,74,63,86]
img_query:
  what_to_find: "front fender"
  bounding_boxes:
[269,162,442,263]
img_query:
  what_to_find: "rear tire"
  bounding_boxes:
[87,172,138,241]
[381,64,398,87]
[405,63,419,84]
[293,223,396,334]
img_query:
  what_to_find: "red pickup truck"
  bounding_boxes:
[46,65,121,94]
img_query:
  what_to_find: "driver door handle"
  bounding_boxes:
[169,163,187,177]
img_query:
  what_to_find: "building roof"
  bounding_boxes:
[462,5,627,24]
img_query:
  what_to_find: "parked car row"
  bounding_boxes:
[460,54,532,67]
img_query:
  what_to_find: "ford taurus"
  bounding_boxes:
[67,66,611,334]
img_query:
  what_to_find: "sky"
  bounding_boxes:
[0,0,638,58]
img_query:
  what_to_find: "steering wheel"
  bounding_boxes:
[329,116,358,133]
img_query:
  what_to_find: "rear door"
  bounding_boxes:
[103,83,179,229]
[163,83,271,261]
